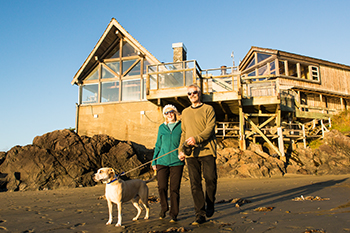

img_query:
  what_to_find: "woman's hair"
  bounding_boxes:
[163,104,179,123]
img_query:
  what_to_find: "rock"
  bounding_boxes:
[0,130,153,192]
[2,128,350,192]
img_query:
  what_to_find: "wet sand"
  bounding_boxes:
[0,174,350,233]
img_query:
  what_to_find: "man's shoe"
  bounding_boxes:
[191,215,206,225]
[159,210,166,219]
[206,208,214,217]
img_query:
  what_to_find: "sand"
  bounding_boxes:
[0,174,350,233]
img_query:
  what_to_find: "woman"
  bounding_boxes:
[152,104,184,222]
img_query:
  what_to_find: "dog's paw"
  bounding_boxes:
[115,223,122,227]
[144,216,149,220]
[106,220,112,225]
[132,217,138,221]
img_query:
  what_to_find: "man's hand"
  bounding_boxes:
[185,137,196,146]
[152,165,157,171]
[178,152,186,161]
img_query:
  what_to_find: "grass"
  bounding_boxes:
[330,110,350,134]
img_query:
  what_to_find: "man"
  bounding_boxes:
[178,84,217,225]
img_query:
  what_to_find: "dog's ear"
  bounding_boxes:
[108,168,115,177]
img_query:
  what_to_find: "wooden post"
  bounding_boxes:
[302,124,306,148]
[239,106,246,150]
[277,127,285,161]
[321,120,324,137]
[245,115,281,157]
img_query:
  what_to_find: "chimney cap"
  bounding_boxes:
[172,42,187,52]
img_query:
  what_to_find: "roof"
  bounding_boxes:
[239,46,350,71]
[71,18,160,85]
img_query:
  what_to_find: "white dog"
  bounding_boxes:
[93,167,152,227]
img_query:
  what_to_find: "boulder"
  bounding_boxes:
[0,129,153,192]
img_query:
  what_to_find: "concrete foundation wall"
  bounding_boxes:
[77,101,164,148]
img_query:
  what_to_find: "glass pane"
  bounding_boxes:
[159,72,183,89]
[143,60,151,74]
[142,78,146,100]
[258,65,268,76]
[82,84,98,104]
[110,44,120,59]
[288,61,297,77]
[122,59,137,75]
[185,70,193,86]
[279,61,285,75]
[86,67,99,81]
[122,79,140,101]
[102,66,115,79]
[247,57,255,69]
[148,64,157,73]
[300,64,309,79]
[106,61,120,74]
[257,53,271,63]
[101,81,119,102]
[248,71,256,77]
[122,42,138,57]
[125,60,141,76]
[270,61,275,74]
[150,74,157,90]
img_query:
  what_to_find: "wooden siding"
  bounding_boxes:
[77,101,163,148]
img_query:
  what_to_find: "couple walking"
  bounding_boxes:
[152,84,218,225]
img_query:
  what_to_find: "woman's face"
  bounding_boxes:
[164,109,176,123]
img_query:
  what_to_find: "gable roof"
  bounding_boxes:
[71,18,160,85]
[239,46,350,71]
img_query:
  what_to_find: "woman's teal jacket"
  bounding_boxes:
[152,121,185,167]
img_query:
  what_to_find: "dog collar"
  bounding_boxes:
[107,176,118,184]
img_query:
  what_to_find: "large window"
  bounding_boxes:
[241,51,321,83]
[101,81,119,102]
[82,84,99,104]
[122,79,141,101]
[79,39,150,105]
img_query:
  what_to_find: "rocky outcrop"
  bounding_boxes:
[216,129,350,178]
[289,130,350,175]
[1,129,350,192]
[216,144,286,178]
[0,129,153,192]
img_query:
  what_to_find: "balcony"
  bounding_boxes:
[145,61,241,111]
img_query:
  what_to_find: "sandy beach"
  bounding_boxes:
[0,174,349,233]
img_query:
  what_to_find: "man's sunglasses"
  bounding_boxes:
[187,91,199,96]
[165,110,175,115]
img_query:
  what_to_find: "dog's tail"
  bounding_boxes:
[144,170,157,183]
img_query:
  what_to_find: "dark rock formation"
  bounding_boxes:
[0,129,153,192]
[1,129,350,192]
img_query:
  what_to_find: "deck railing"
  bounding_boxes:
[242,80,277,97]
[201,66,240,94]
[146,60,201,91]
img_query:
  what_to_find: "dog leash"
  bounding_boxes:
[120,147,179,177]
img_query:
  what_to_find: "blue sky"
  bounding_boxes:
[1,0,350,151]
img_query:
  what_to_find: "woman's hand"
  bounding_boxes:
[178,152,186,161]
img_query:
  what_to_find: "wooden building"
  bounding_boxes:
[72,19,350,157]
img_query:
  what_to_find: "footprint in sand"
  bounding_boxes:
[55,208,65,212]
[22,229,35,233]
[69,223,86,229]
